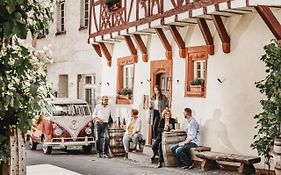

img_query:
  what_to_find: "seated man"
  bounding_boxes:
[170,108,200,169]
[123,109,142,158]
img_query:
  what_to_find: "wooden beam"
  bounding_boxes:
[124,35,138,60]
[211,15,230,53]
[92,44,102,57]
[255,5,281,40]
[197,18,214,55]
[132,34,148,62]
[99,42,112,67]
[168,25,186,58]
[155,28,172,60]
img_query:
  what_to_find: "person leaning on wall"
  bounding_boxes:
[151,108,176,168]
[122,109,142,159]
[149,85,168,142]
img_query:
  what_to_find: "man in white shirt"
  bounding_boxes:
[92,96,113,158]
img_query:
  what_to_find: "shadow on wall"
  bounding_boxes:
[201,109,238,154]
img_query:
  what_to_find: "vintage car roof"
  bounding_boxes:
[47,98,88,105]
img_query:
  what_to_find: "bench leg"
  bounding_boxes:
[201,159,218,171]
[238,163,255,175]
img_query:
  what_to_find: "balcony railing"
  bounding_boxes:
[89,0,232,40]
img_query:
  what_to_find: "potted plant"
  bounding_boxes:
[187,78,204,96]
[117,87,133,99]
[105,0,121,12]
[251,40,281,174]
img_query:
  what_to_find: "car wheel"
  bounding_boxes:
[43,145,52,154]
[29,138,37,150]
[82,145,92,153]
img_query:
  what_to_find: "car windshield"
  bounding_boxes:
[52,104,91,116]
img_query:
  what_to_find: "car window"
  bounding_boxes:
[52,104,91,116]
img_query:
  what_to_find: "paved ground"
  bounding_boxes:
[27,147,238,175]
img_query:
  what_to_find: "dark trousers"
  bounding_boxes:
[170,142,197,166]
[151,133,164,163]
[152,110,160,139]
[94,123,109,155]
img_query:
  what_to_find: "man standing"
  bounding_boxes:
[170,108,200,169]
[92,96,113,158]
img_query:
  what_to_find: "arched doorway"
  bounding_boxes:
[148,59,173,144]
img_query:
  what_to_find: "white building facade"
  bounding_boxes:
[89,0,281,170]
[36,0,102,109]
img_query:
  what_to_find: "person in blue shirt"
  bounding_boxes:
[170,108,200,169]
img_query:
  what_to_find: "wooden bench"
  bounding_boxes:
[190,146,211,161]
[196,151,261,175]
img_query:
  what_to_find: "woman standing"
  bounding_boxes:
[151,109,176,168]
[149,85,168,141]
[123,109,142,158]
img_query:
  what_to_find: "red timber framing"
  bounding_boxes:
[197,18,215,55]
[155,28,172,60]
[92,44,102,57]
[99,42,112,67]
[255,5,281,41]
[168,25,186,58]
[211,15,230,53]
[124,35,138,62]
[132,34,148,62]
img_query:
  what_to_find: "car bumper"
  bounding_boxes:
[43,136,95,147]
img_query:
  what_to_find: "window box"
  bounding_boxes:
[186,85,204,96]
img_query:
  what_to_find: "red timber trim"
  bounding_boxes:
[132,34,148,62]
[211,15,230,53]
[116,56,136,105]
[155,28,172,60]
[197,18,215,55]
[92,44,102,57]
[255,5,281,41]
[124,35,138,61]
[99,42,112,67]
[168,25,186,58]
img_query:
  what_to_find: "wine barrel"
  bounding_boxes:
[162,131,187,167]
[274,136,281,155]
[109,128,125,157]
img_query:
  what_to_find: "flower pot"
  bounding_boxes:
[274,136,281,155]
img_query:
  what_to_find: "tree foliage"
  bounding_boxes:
[0,0,54,161]
[251,40,281,170]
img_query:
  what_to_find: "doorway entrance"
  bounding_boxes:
[148,59,173,144]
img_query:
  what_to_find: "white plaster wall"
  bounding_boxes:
[36,0,102,99]
[99,8,281,168]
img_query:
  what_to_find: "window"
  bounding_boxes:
[116,56,136,104]
[56,1,66,35]
[85,76,92,84]
[80,0,89,29]
[185,46,211,98]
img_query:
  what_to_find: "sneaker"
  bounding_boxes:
[124,153,128,160]
[188,164,194,169]
[103,154,111,159]
[96,153,101,158]
[157,162,163,168]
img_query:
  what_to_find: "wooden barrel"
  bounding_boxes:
[275,161,281,175]
[109,128,125,157]
[162,131,187,167]
[274,136,281,155]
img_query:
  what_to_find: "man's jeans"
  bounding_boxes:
[94,122,109,155]
[170,142,197,166]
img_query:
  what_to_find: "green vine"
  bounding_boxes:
[0,0,54,162]
[251,40,281,170]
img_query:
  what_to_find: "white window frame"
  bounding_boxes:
[80,0,89,27]
[57,1,65,32]
[194,60,206,79]
[123,64,134,89]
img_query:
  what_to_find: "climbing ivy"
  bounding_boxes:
[251,40,281,170]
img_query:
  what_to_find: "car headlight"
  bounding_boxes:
[54,127,63,136]
[85,127,92,135]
